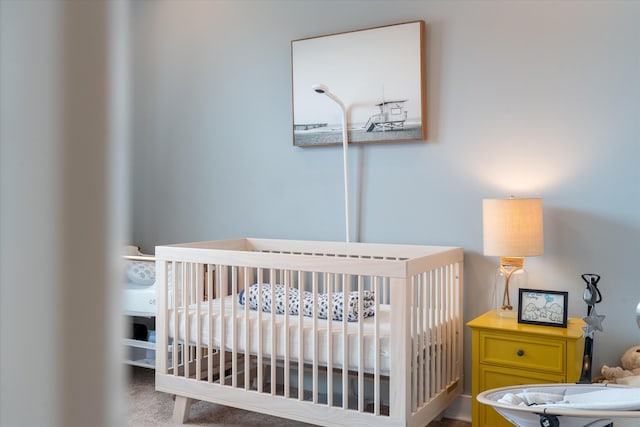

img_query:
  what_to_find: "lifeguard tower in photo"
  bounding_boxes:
[364,99,408,132]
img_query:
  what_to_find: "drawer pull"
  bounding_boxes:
[517,349,525,357]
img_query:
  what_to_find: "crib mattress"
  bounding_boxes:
[169,295,392,374]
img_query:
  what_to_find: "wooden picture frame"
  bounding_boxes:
[518,288,569,328]
[291,21,426,146]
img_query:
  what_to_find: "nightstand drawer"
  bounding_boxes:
[479,331,565,374]
[479,365,565,427]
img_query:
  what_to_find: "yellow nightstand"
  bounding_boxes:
[467,310,586,427]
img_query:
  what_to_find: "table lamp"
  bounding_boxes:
[483,197,544,317]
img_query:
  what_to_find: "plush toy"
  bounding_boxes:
[601,345,640,386]
[621,345,640,371]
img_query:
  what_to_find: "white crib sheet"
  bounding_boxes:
[168,295,392,374]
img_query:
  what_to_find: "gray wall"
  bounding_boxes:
[131,1,640,394]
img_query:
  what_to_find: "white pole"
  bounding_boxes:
[312,84,351,243]
[340,106,351,243]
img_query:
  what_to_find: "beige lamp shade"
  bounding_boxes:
[483,197,544,257]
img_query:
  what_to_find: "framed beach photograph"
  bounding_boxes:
[518,289,568,328]
[291,21,426,146]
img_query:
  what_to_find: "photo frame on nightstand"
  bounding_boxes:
[518,288,568,328]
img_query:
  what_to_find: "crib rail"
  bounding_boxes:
[155,239,463,426]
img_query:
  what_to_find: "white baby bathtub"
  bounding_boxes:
[477,383,640,427]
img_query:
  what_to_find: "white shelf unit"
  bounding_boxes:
[123,252,158,369]
[124,314,156,369]
[124,336,156,368]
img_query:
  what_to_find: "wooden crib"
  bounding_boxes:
[155,238,464,427]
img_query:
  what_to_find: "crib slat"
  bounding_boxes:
[450,264,457,385]
[373,276,381,416]
[357,275,364,413]
[231,265,238,388]
[434,267,440,395]
[297,271,304,401]
[218,265,226,385]
[421,271,427,403]
[269,269,276,395]
[456,262,463,384]
[442,265,448,388]
[283,270,290,398]
[411,275,418,412]
[445,265,451,386]
[243,266,251,391]
[417,272,425,407]
[438,267,443,393]
[457,263,463,381]
[430,269,436,398]
[256,271,263,392]
[195,263,202,381]
[180,262,187,377]
[185,262,192,379]
[446,264,453,387]
[424,270,431,400]
[342,273,349,410]
[190,263,197,378]
[207,264,213,383]
[389,276,410,420]
[422,271,428,401]
[311,272,319,404]
[443,266,449,389]
[169,261,174,369]
[326,273,333,408]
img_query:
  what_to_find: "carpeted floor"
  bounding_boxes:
[127,366,471,427]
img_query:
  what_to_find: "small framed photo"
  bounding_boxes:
[518,288,568,328]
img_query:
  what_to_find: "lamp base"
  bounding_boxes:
[493,257,527,317]
[496,307,517,318]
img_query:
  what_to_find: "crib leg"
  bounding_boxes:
[172,395,194,424]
